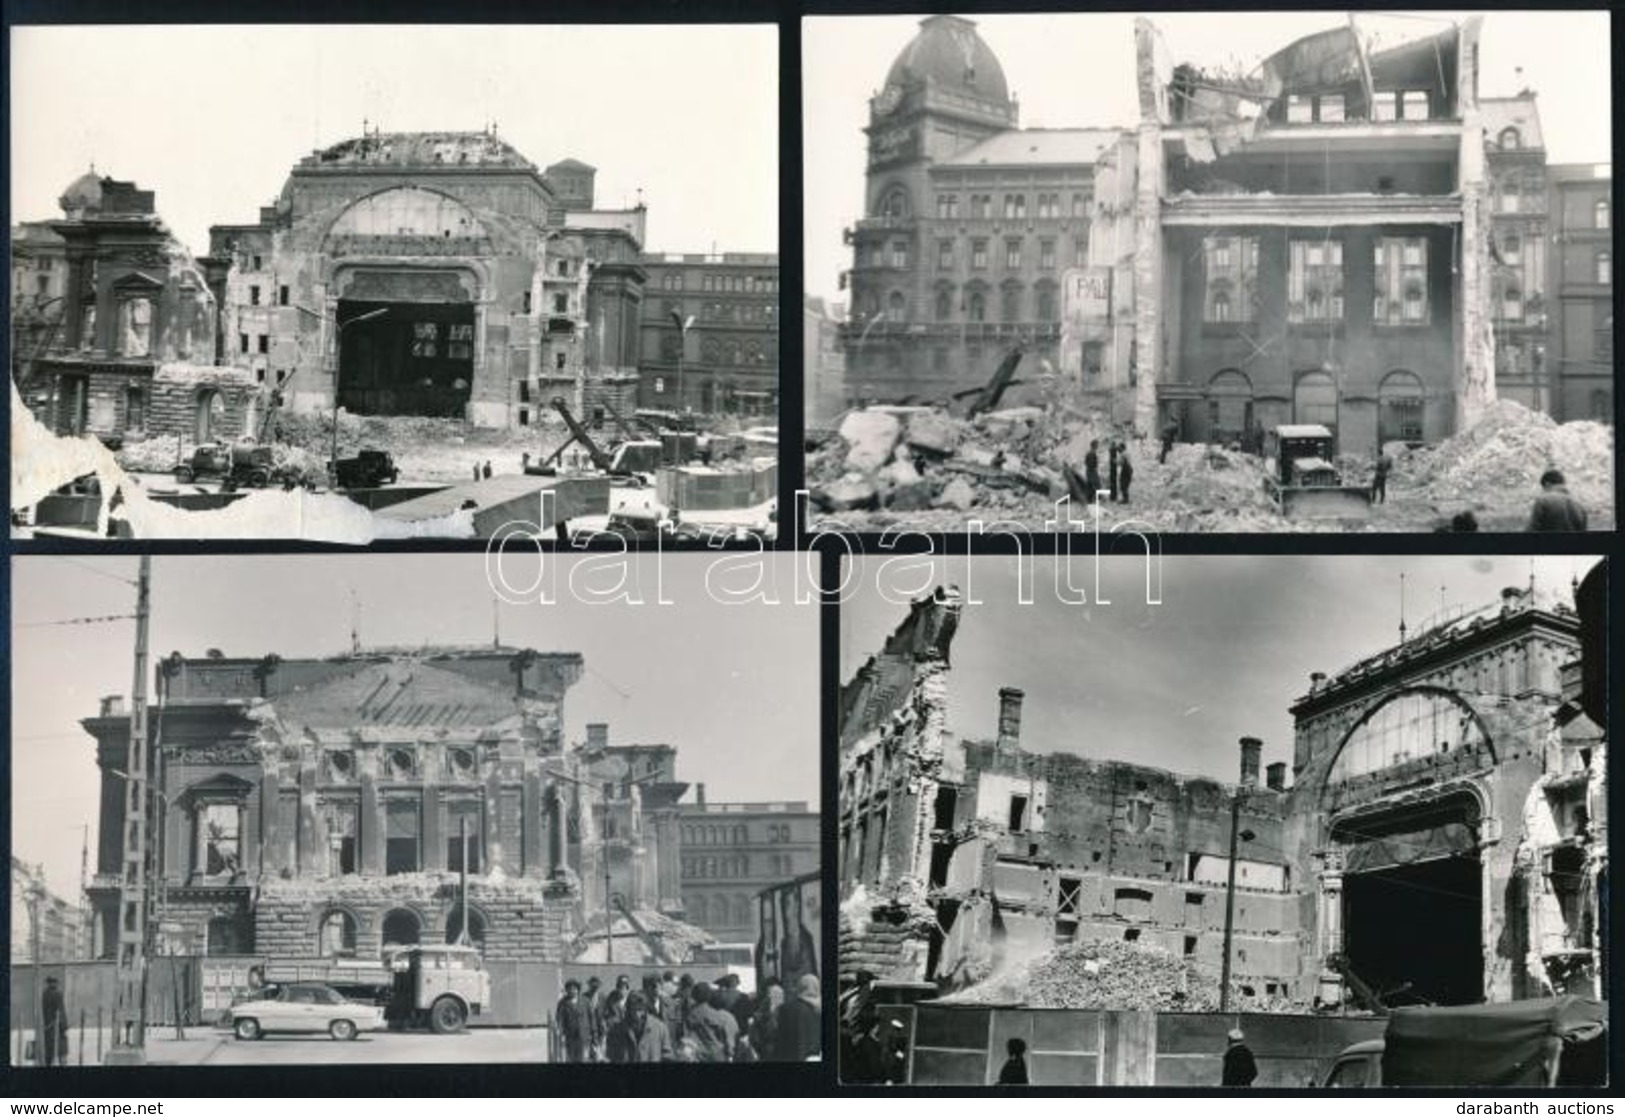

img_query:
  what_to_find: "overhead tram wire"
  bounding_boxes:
[59,556,139,588]
[15,613,136,628]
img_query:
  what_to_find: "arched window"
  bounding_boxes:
[1210,287,1232,322]
[967,291,986,322]
[690,895,707,924]
[876,187,909,220]
[1498,127,1520,150]
[1596,252,1611,285]
[934,288,952,321]
[1294,370,1338,430]
[1207,369,1253,442]
[1379,369,1426,444]
[445,907,487,949]
[1329,689,1487,782]
[1590,389,1611,422]
[733,825,747,844]
[1000,285,1021,322]
[733,895,751,926]
[1501,233,1521,264]
[1036,285,1056,321]
[381,908,421,949]
[1595,199,1611,230]
[319,910,357,958]
[887,291,907,323]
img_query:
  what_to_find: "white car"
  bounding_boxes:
[227,982,385,1041]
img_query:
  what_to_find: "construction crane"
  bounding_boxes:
[537,396,617,474]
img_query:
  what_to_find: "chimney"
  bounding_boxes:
[1266,762,1287,792]
[1238,737,1262,790]
[1309,671,1327,692]
[996,687,1025,754]
[696,783,706,807]
[100,695,126,718]
[586,723,609,751]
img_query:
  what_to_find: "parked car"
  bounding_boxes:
[226,981,385,1041]
[1318,997,1607,1088]
[175,443,276,491]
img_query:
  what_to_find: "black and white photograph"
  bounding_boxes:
[836,555,1608,1086]
[10,24,780,542]
[804,13,1614,532]
[9,553,819,1066]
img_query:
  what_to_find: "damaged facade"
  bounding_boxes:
[843,16,1541,452]
[14,173,258,445]
[82,645,699,968]
[207,130,647,428]
[841,580,1607,1010]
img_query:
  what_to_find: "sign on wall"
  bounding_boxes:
[1063,267,1113,325]
[869,123,922,171]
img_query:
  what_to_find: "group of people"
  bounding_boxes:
[1081,438,1135,505]
[554,971,821,1064]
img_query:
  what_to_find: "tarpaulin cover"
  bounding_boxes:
[1382,997,1607,1086]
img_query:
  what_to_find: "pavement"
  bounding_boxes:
[151,1025,551,1066]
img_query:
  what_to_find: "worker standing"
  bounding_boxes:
[1372,449,1393,504]
[1083,440,1102,505]
[1108,441,1121,502]
[40,976,68,1067]
[1117,443,1135,504]
[1160,419,1179,465]
[1527,469,1588,532]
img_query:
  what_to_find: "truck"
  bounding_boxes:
[1263,424,1373,521]
[175,443,275,490]
[261,943,489,1034]
[331,449,401,488]
[1317,997,1607,1088]
[756,872,821,994]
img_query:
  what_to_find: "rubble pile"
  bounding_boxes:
[1399,399,1613,511]
[947,938,1307,1013]
[116,434,187,474]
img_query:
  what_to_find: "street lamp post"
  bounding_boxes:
[669,312,694,415]
[329,308,389,483]
[26,874,45,1064]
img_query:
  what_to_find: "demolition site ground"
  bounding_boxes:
[808,392,1614,534]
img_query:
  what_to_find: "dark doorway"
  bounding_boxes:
[58,374,89,435]
[381,908,422,949]
[337,299,474,418]
[1343,853,1481,1005]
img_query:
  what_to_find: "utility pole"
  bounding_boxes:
[106,556,152,1065]
[1219,736,1261,1015]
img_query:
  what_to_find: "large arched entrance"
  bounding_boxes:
[1206,369,1254,444]
[381,908,423,950]
[195,389,226,443]
[1378,370,1425,446]
[1294,370,1338,438]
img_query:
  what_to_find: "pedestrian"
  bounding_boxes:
[848,1015,891,1083]
[997,1036,1030,1085]
[1108,441,1121,502]
[641,975,664,1023]
[1083,440,1102,504]
[777,973,822,1061]
[472,463,481,482]
[1222,1028,1258,1086]
[602,977,629,1037]
[750,979,783,1062]
[40,976,68,1067]
[583,975,607,1062]
[555,979,591,1063]
[1527,468,1588,532]
[685,982,739,1063]
[1160,419,1179,465]
[521,451,531,473]
[608,992,674,1064]
[1117,443,1134,504]
[482,460,493,480]
[1371,449,1393,504]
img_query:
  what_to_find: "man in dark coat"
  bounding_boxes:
[608,992,674,1063]
[1222,1028,1258,1086]
[997,1036,1030,1084]
[583,975,606,1061]
[555,980,591,1063]
[1083,440,1102,504]
[1117,443,1135,504]
[1372,450,1393,504]
[1107,442,1121,502]
[41,976,68,1067]
[1527,469,1589,532]
[777,973,822,1061]
[685,982,739,1063]
[1160,420,1179,465]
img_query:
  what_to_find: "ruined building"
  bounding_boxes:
[14,172,258,444]
[840,578,1607,1009]
[82,646,696,966]
[842,15,1534,450]
[207,130,648,428]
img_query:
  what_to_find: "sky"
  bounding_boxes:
[9,24,779,257]
[10,554,816,897]
[805,10,1614,303]
[841,553,1602,785]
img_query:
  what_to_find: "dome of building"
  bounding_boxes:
[885,14,1009,104]
[59,169,105,214]
[304,130,536,171]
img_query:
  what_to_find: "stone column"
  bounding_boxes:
[521,764,544,877]
[359,753,382,876]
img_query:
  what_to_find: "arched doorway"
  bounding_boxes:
[1207,369,1254,444]
[1294,370,1338,438]
[195,389,226,444]
[381,908,422,950]
[318,910,358,957]
[1378,370,1425,446]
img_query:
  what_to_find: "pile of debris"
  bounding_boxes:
[945,938,1307,1013]
[1398,399,1613,513]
